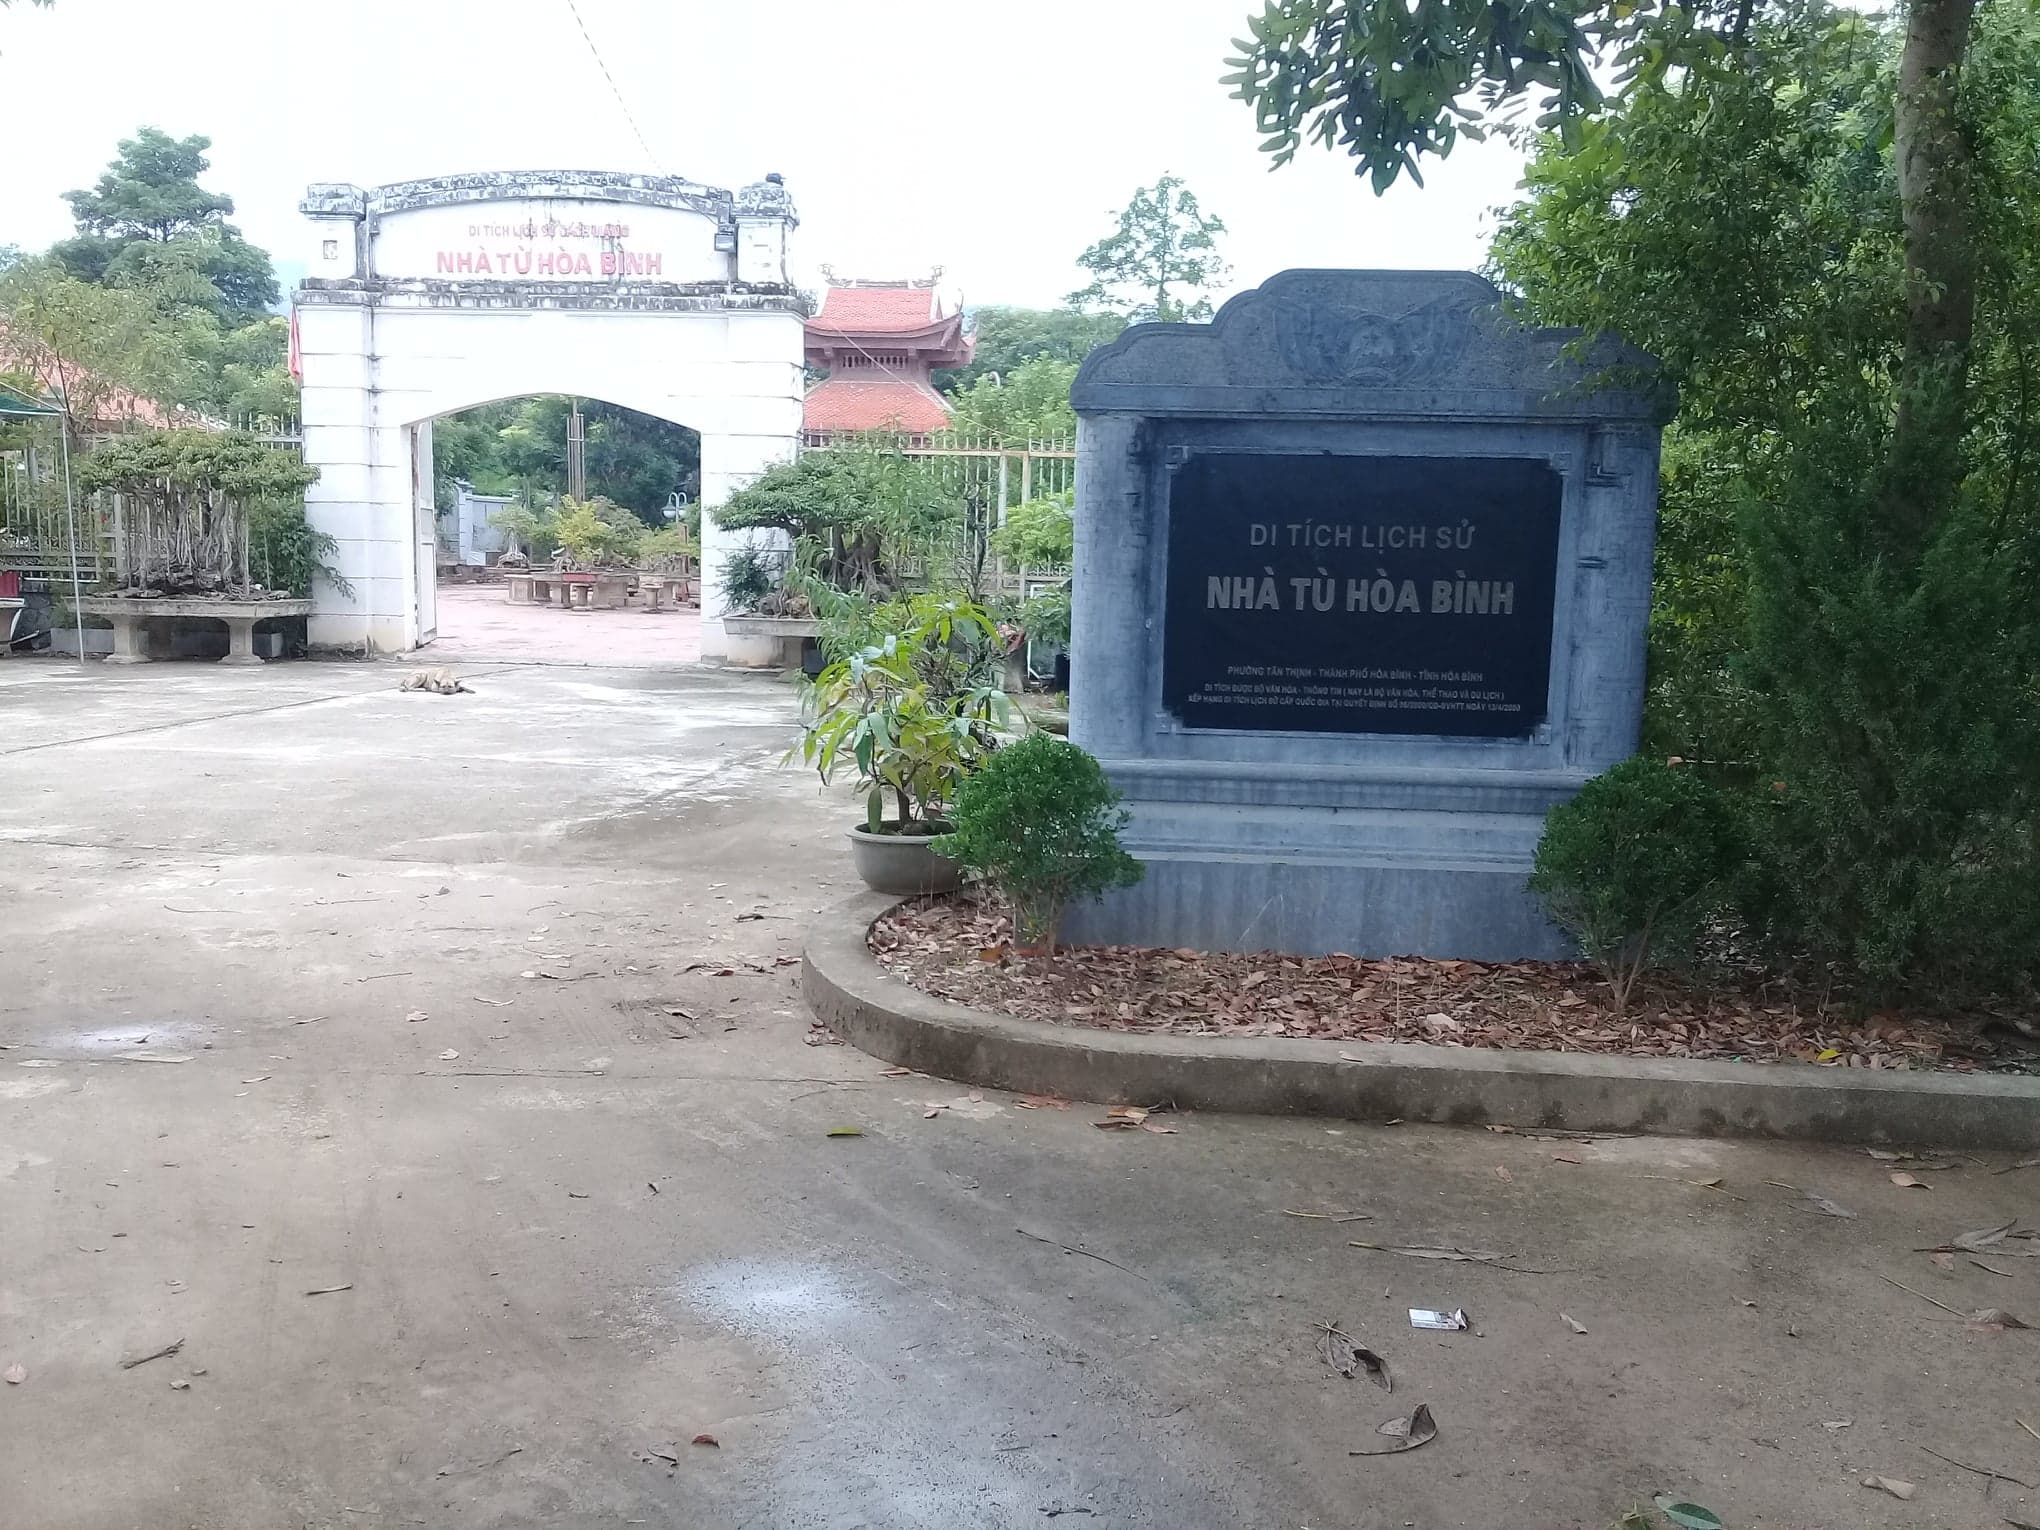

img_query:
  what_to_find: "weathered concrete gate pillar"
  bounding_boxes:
[292,170,804,658]
[1067,270,1669,959]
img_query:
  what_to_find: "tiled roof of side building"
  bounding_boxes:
[801,378,953,435]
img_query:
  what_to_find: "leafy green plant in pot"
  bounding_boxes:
[791,596,1011,895]
[934,733,1143,954]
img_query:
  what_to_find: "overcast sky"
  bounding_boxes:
[0,0,1529,309]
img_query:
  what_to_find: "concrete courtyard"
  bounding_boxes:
[2,654,2037,1530]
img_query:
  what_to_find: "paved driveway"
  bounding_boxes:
[1,656,2035,1529]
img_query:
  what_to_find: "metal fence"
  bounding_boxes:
[0,440,94,586]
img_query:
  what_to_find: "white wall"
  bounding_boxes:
[295,173,802,660]
[296,301,801,656]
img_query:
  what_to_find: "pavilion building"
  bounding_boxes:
[801,277,972,444]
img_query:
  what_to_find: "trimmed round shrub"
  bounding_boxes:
[933,734,1143,952]
[1528,756,1743,1013]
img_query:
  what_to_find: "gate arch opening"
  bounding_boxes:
[291,170,803,659]
[419,393,704,660]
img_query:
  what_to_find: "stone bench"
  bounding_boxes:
[504,571,635,610]
[76,595,315,665]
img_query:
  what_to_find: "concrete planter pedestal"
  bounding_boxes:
[721,614,820,670]
[76,595,313,665]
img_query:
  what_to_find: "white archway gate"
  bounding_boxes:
[292,170,804,658]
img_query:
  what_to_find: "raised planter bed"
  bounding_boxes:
[803,892,2040,1148]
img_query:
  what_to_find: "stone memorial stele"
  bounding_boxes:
[1066,269,1670,959]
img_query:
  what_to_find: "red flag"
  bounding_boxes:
[287,306,302,384]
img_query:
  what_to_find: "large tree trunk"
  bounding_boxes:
[1886,0,1979,548]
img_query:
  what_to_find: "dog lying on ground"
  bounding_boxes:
[398,668,471,695]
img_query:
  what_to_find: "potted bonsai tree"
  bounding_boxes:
[792,595,1010,894]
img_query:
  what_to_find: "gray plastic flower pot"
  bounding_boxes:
[846,825,963,896]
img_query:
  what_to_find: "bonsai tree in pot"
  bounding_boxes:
[551,495,643,570]
[792,595,1010,894]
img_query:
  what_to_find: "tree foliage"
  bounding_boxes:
[1488,0,2040,996]
[944,356,1079,444]
[1068,175,1230,323]
[935,306,1126,393]
[431,396,698,520]
[55,128,278,328]
[0,256,194,430]
[1227,0,1988,552]
[77,426,317,500]
[989,492,1074,571]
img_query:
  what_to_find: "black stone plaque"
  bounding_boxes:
[1161,453,1561,737]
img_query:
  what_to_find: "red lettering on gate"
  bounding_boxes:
[436,251,456,274]
[571,253,592,275]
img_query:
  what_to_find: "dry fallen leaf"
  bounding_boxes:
[2,1362,24,1385]
[1493,1165,1514,1183]
[1967,1307,2031,1332]
[1349,1402,1437,1455]
[1889,1171,1930,1190]
[1861,1475,1915,1501]
[404,1010,427,1023]
[438,1049,459,1061]
[691,1433,719,1448]
[1355,1346,1391,1390]
[1016,1094,1070,1109]
[1552,1153,1584,1165]
[1561,1313,1587,1335]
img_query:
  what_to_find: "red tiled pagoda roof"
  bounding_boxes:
[802,378,954,436]
[809,285,941,333]
[804,282,973,367]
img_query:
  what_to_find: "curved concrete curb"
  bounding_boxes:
[804,893,2040,1149]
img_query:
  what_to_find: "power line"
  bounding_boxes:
[562,0,663,174]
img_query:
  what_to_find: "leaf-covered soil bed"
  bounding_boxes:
[868,895,2040,1074]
